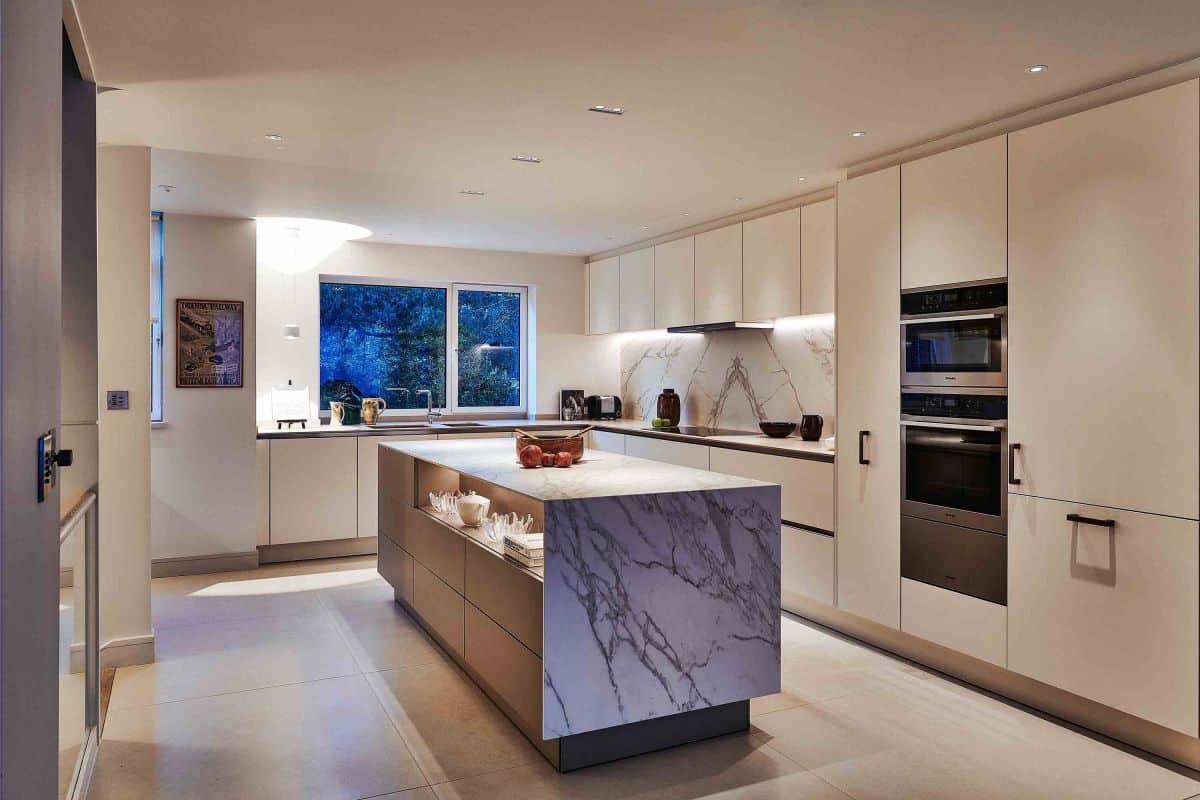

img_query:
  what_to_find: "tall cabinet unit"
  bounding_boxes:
[742,208,801,320]
[618,247,654,332]
[1007,80,1200,735]
[693,224,743,324]
[835,167,902,628]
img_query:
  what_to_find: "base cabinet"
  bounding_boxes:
[781,525,834,608]
[358,435,435,538]
[1008,494,1199,736]
[587,430,626,454]
[269,437,358,544]
[623,435,709,470]
[900,578,1006,667]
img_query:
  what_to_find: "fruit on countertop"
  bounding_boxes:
[555,451,573,468]
[541,452,556,467]
[519,444,543,468]
[651,417,671,428]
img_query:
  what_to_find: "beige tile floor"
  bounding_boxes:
[90,556,1200,800]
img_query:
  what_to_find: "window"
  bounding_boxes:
[150,211,164,422]
[319,279,528,415]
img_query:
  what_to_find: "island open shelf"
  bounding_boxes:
[378,438,782,771]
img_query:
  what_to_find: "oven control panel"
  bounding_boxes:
[901,392,1007,420]
[901,281,1007,315]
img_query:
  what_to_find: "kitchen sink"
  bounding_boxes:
[370,422,432,429]
[439,422,487,428]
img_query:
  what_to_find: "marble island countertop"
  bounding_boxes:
[383,437,773,501]
[257,416,835,461]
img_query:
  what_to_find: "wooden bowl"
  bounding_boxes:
[515,434,584,463]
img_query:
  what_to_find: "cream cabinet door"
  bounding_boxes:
[619,247,654,332]
[1008,494,1199,735]
[624,435,710,470]
[269,437,358,544]
[694,223,742,324]
[709,448,832,531]
[901,135,1007,289]
[742,208,800,320]
[653,236,695,329]
[358,435,435,538]
[587,430,625,454]
[588,256,620,335]
[800,198,836,316]
[781,524,834,608]
[835,167,901,629]
[1008,80,1199,520]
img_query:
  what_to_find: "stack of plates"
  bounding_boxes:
[504,532,544,568]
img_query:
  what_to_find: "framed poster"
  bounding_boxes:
[176,299,244,387]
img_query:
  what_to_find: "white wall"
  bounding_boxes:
[151,214,257,561]
[256,239,620,420]
[97,146,154,665]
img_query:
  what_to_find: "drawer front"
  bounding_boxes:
[624,435,710,470]
[588,430,625,454]
[378,534,414,607]
[404,507,466,593]
[901,577,1006,667]
[377,447,414,549]
[901,515,1006,605]
[709,448,833,530]
[465,541,543,656]
[413,560,465,660]
[781,524,834,608]
[1008,494,1199,735]
[465,602,544,738]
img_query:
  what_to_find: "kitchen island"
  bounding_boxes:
[378,438,781,771]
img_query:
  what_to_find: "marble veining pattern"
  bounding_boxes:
[542,485,781,737]
[620,319,835,432]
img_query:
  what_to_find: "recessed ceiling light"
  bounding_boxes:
[850,130,867,138]
[588,105,624,115]
[511,155,543,164]
[264,133,284,142]
[735,196,744,201]
[459,189,487,196]
[681,212,690,216]
[797,177,807,182]
[641,225,650,230]
[157,184,176,193]
[1025,64,1048,74]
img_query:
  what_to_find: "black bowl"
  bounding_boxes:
[758,421,797,439]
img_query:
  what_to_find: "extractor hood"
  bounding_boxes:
[666,320,775,334]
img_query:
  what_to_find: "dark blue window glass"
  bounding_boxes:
[319,282,446,409]
[456,289,521,408]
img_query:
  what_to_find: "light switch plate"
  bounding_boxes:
[106,390,130,411]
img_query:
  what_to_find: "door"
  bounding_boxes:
[3,2,68,796]
[742,208,800,320]
[835,167,901,628]
[1008,80,1199,519]
[587,256,619,334]
[694,223,742,324]
[654,236,694,328]
[1008,494,1199,735]
[618,247,654,332]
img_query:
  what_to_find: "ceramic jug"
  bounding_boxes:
[456,492,491,527]
[329,401,347,426]
[361,397,387,425]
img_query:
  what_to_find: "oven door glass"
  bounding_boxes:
[903,425,1003,527]
[904,317,1002,375]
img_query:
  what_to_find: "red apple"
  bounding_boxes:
[541,452,556,467]
[519,444,543,468]
[555,451,573,468]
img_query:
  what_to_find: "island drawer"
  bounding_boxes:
[378,533,415,606]
[465,602,545,741]
[405,507,466,593]
[413,560,465,660]
[465,541,543,656]
[709,448,833,531]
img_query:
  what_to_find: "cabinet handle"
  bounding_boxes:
[1008,443,1021,485]
[858,430,870,465]
[1066,513,1116,529]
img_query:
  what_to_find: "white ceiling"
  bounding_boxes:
[80,0,1200,255]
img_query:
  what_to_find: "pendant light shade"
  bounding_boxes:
[283,323,301,340]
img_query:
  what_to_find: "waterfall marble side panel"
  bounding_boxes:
[542,485,781,738]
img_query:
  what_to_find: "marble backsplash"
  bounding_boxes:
[619,316,835,434]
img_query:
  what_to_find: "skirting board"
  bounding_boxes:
[258,536,378,564]
[151,551,259,578]
[785,595,1200,770]
[70,633,155,672]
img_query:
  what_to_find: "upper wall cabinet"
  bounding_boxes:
[654,236,695,329]
[1008,80,1199,520]
[800,199,836,315]
[694,223,743,323]
[588,255,620,335]
[743,208,801,320]
[619,247,654,332]
[901,135,1007,289]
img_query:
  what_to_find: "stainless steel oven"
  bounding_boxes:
[901,279,1007,388]
[901,388,1008,605]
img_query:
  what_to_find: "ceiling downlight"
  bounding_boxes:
[588,105,624,115]
[511,155,543,163]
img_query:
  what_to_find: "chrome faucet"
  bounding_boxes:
[416,389,442,424]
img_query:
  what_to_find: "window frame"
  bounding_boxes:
[317,276,529,418]
[150,211,164,423]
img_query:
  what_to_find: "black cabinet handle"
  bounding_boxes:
[858,430,870,465]
[1067,513,1116,529]
[1008,443,1021,485]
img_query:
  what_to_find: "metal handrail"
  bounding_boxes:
[60,489,99,800]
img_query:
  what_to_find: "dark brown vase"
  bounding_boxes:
[798,414,824,441]
[656,388,681,426]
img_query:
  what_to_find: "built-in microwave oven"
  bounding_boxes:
[901,279,1007,388]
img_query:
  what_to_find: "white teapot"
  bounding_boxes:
[456,492,491,526]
